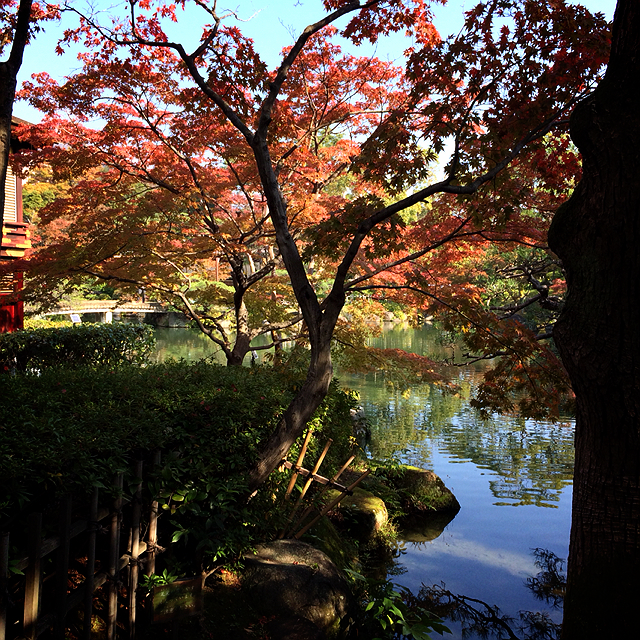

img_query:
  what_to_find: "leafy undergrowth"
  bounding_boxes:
[0,359,357,570]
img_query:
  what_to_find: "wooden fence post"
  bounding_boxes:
[146,450,161,578]
[1,531,9,640]
[128,460,143,639]
[294,470,371,539]
[83,487,99,640]
[107,475,123,640]
[53,496,72,640]
[280,439,333,538]
[285,430,313,500]
[24,512,42,640]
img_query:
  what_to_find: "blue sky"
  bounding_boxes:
[14,0,617,122]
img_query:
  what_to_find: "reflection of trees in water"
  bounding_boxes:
[154,324,575,508]
[439,408,574,507]
[152,327,226,363]
[353,372,574,508]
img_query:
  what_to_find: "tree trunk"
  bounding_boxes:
[0,0,32,228]
[246,131,344,491]
[247,315,335,492]
[548,1,640,637]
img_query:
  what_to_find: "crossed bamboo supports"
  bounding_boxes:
[278,430,370,539]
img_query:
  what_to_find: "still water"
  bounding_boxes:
[153,324,574,639]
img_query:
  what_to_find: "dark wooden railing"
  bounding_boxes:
[0,454,162,640]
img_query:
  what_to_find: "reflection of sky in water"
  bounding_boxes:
[345,325,574,640]
[392,447,572,639]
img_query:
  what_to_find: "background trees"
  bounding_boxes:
[1,0,33,225]
[15,1,607,405]
[16,26,411,364]
[0,0,60,223]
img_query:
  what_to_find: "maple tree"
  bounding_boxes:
[16,28,413,364]
[13,0,608,491]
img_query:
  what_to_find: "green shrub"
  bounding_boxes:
[0,359,358,569]
[0,322,155,371]
[23,316,73,330]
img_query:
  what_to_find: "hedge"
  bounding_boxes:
[0,359,358,567]
[0,322,156,371]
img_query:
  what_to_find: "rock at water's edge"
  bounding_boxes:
[327,487,389,540]
[242,540,352,639]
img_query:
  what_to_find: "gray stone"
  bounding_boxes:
[242,540,352,639]
[327,487,389,540]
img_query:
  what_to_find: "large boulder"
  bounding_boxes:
[242,540,352,639]
[389,465,460,513]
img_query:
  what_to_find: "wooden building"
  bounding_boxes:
[1,116,31,332]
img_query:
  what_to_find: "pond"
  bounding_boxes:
[153,324,574,639]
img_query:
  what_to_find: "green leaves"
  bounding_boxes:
[361,579,451,640]
[1,357,357,565]
[0,322,155,371]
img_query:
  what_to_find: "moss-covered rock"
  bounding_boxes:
[326,487,389,540]
[300,515,358,571]
[389,465,461,515]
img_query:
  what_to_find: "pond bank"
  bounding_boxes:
[154,324,575,639]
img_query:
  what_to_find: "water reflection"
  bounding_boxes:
[340,324,574,509]
[152,326,227,363]
[153,324,575,508]
[400,511,459,543]
[153,323,574,639]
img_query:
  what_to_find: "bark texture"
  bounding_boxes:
[548,1,640,637]
[0,0,32,228]
[246,134,344,492]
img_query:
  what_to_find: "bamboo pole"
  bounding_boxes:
[23,512,42,640]
[146,450,161,578]
[280,440,333,538]
[293,454,356,533]
[83,487,99,640]
[107,474,123,640]
[54,496,72,639]
[284,430,313,500]
[1,531,9,640]
[128,460,143,639]
[293,470,371,539]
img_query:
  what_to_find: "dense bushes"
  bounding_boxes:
[0,322,155,371]
[0,359,358,569]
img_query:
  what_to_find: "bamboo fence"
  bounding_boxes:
[0,454,162,640]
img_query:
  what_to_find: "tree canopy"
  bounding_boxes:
[11,0,608,416]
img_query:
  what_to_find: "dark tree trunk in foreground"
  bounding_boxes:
[548,1,640,638]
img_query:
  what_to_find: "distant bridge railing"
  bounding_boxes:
[26,300,185,324]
